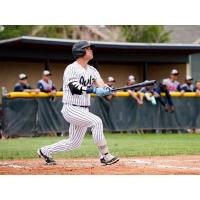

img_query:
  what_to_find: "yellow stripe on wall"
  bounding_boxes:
[5,92,200,98]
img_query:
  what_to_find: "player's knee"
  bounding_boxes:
[92,117,103,128]
[70,140,82,149]
[73,143,81,149]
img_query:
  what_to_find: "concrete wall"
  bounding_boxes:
[0,61,187,92]
[98,63,143,87]
[0,61,69,91]
[148,63,186,83]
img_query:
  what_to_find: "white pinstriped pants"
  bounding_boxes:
[41,104,106,157]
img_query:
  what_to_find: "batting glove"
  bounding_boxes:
[94,87,112,96]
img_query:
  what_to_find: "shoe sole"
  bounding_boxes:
[37,149,56,165]
[45,162,56,166]
[102,157,119,166]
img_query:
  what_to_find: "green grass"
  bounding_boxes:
[1,133,200,160]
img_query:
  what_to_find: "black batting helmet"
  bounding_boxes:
[72,40,95,59]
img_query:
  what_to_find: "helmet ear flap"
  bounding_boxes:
[72,40,94,60]
[73,49,86,59]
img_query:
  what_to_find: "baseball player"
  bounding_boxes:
[180,75,195,92]
[105,76,117,101]
[138,82,157,105]
[14,73,40,93]
[162,69,181,91]
[37,40,119,165]
[37,70,57,94]
[125,75,143,105]
[154,69,181,112]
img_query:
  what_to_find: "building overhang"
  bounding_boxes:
[1,36,200,63]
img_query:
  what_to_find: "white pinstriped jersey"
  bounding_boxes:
[62,61,101,106]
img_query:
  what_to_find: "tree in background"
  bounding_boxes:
[121,25,171,43]
[31,25,74,38]
[0,25,34,40]
[0,25,75,40]
[0,25,171,43]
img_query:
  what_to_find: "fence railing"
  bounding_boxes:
[5,91,200,98]
[1,92,200,136]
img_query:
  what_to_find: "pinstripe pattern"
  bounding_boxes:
[38,46,119,165]
[40,61,108,158]
[62,61,100,106]
[41,104,106,157]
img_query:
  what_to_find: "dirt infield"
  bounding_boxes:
[1,155,200,175]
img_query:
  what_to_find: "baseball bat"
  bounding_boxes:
[111,80,156,92]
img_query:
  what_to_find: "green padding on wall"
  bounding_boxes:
[2,96,200,136]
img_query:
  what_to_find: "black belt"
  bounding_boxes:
[72,104,89,108]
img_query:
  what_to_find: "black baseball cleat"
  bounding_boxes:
[100,153,119,165]
[37,149,56,165]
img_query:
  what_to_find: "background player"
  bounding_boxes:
[105,76,117,101]
[138,81,157,105]
[37,70,57,94]
[180,75,195,92]
[14,73,40,93]
[37,40,119,165]
[154,69,181,112]
[125,75,143,105]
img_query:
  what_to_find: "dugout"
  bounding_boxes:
[1,36,200,91]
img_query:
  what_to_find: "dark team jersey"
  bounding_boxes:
[181,83,195,92]
[13,83,32,92]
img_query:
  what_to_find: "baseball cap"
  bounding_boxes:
[19,73,28,80]
[171,69,179,75]
[108,76,115,82]
[186,75,193,81]
[128,75,135,83]
[43,70,51,76]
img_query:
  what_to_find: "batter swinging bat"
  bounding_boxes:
[111,80,156,92]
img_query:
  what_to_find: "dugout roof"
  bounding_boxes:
[1,36,200,63]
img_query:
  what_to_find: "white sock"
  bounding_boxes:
[98,145,109,156]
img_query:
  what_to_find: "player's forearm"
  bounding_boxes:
[95,78,107,87]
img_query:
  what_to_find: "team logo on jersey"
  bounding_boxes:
[80,76,94,86]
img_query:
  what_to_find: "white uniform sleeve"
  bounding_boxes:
[64,65,79,85]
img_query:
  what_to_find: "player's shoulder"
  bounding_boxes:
[14,82,21,87]
[175,80,180,84]
[38,79,43,84]
[162,78,169,84]
[64,61,78,72]
[14,83,23,91]
[87,64,98,72]
[69,61,77,67]
[163,77,170,81]
[66,62,75,69]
